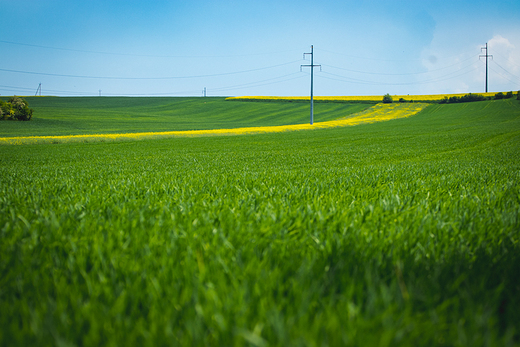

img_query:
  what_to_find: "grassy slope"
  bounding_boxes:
[0,97,370,137]
[0,99,519,346]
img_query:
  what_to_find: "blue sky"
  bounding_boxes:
[1,0,519,96]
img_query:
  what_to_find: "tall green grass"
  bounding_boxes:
[0,99,519,346]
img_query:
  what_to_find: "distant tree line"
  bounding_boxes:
[0,97,33,121]
[440,91,519,104]
[439,93,486,104]
[382,91,520,104]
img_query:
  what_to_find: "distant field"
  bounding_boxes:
[227,92,499,102]
[0,97,370,137]
[1,102,428,144]
[1,98,519,346]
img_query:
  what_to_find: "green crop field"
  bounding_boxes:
[0,97,370,137]
[1,97,519,346]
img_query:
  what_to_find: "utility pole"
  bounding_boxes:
[99,90,102,97]
[301,45,321,125]
[203,87,206,97]
[480,43,493,93]
[35,83,41,96]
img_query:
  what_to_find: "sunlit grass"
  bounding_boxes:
[0,98,519,346]
[0,103,428,144]
[0,97,370,137]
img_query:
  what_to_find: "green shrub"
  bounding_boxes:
[0,100,14,120]
[449,96,460,103]
[495,92,505,100]
[0,97,33,121]
[382,94,393,103]
[460,93,485,102]
[399,98,406,103]
[438,93,484,104]
[517,91,520,100]
[0,100,9,120]
[506,91,513,99]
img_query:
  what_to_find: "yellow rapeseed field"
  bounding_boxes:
[0,103,428,145]
[226,93,497,102]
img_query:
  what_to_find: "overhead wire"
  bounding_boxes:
[322,54,479,76]
[319,47,478,63]
[93,73,309,96]
[0,73,309,97]
[0,85,37,93]
[317,61,480,86]
[0,60,302,80]
[91,74,308,96]
[489,49,520,70]
[488,66,520,88]
[0,39,305,58]
[210,72,306,93]
[101,90,205,96]
[491,61,520,81]
[2,41,518,96]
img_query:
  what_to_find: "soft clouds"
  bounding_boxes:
[487,35,520,89]
[419,25,520,94]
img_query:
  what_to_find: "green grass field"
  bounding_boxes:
[0,97,370,137]
[1,97,519,346]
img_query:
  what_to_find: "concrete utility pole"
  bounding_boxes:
[480,43,493,93]
[301,45,321,125]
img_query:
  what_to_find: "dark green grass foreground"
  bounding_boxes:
[1,99,520,346]
[0,97,369,137]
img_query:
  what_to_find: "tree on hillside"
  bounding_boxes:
[494,92,505,100]
[0,97,33,121]
[383,94,393,103]
[0,100,9,120]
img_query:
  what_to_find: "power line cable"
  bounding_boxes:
[318,65,480,86]
[322,54,478,76]
[488,66,520,88]
[103,74,308,96]
[319,47,478,63]
[502,57,520,70]
[101,90,205,96]
[0,72,308,97]
[0,60,301,80]
[0,39,305,58]
[210,73,305,92]
[491,61,520,81]
[321,62,479,85]
[0,85,37,93]
[489,49,520,69]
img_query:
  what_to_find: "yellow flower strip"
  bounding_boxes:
[227,93,497,102]
[0,103,429,145]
